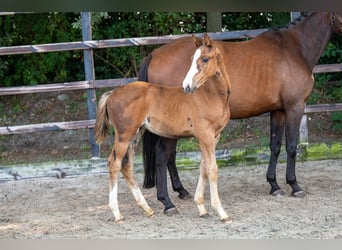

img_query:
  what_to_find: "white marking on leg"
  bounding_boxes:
[109,183,124,221]
[209,180,229,221]
[194,161,208,217]
[207,162,231,222]
[131,186,155,216]
[182,48,201,91]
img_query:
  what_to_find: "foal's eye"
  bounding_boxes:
[202,57,209,63]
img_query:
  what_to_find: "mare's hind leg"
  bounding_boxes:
[155,138,178,214]
[165,138,190,199]
[284,108,306,197]
[121,145,155,217]
[267,111,286,196]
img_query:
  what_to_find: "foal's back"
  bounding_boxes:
[106,81,194,138]
[106,80,229,139]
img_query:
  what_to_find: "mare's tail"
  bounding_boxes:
[94,91,113,144]
[139,54,158,188]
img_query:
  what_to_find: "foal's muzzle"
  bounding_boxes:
[183,85,197,94]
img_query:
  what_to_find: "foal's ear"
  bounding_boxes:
[203,33,212,47]
[192,34,202,48]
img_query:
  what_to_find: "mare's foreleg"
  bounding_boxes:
[267,111,285,195]
[121,145,155,217]
[285,109,306,197]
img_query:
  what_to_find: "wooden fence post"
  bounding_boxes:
[206,12,222,32]
[81,12,100,158]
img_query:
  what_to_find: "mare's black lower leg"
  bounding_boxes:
[165,139,190,200]
[267,111,285,195]
[155,138,177,213]
[285,111,305,197]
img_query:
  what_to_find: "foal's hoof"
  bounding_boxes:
[292,190,306,198]
[200,213,210,219]
[271,189,286,196]
[221,216,233,224]
[114,218,125,224]
[164,207,179,216]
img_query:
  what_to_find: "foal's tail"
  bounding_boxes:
[94,91,113,144]
[139,54,157,188]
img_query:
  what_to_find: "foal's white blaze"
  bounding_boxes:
[182,48,201,91]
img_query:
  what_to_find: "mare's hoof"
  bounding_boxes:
[221,216,233,224]
[164,207,179,216]
[200,213,210,219]
[292,190,306,198]
[271,189,286,196]
[178,192,192,200]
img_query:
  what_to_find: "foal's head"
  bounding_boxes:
[182,33,228,93]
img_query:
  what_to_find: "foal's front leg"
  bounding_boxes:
[195,136,232,223]
[194,158,209,217]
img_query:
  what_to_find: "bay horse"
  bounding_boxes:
[139,12,342,213]
[95,34,233,222]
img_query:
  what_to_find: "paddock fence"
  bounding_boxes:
[1,12,342,158]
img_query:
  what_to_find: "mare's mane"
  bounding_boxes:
[270,12,312,31]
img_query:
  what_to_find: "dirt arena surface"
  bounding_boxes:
[0,159,341,239]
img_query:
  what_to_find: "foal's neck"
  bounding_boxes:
[207,60,231,98]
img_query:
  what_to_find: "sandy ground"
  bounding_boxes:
[0,159,341,239]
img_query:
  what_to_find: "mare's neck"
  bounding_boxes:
[287,12,333,69]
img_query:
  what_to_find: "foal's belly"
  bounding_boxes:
[143,115,194,139]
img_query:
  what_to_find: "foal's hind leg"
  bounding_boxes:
[121,145,155,217]
[108,145,126,222]
[267,111,286,196]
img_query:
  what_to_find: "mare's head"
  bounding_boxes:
[182,33,228,93]
[331,12,342,34]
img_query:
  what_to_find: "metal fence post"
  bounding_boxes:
[81,12,100,158]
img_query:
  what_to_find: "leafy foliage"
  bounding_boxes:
[0,12,295,86]
[0,12,341,109]
[0,13,82,86]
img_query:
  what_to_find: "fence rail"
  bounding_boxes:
[1,13,342,157]
[2,102,342,136]
[0,29,268,56]
[2,62,342,96]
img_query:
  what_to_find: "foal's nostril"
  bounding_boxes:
[184,85,191,93]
